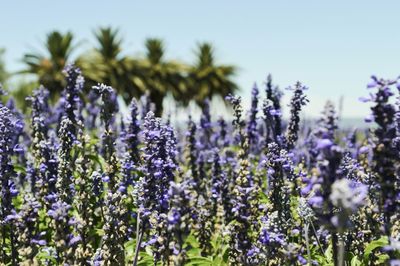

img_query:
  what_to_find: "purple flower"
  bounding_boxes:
[330,179,367,230]
[308,196,323,208]
[47,200,71,221]
[62,64,84,129]
[135,111,179,262]
[359,146,369,154]
[285,82,309,150]
[5,211,21,222]
[27,86,51,143]
[102,175,110,183]
[246,83,260,149]
[316,139,333,149]
[265,74,283,141]
[363,76,399,237]
[124,98,141,163]
[93,83,119,129]
[364,114,374,123]
[13,144,24,154]
[31,239,47,246]
[199,99,212,149]
[298,255,307,265]
[358,96,371,102]
[390,260,400,266]
[0,106,20,262]
[69,235,82,246]
[330,179,367,212]
[367,79,378,88]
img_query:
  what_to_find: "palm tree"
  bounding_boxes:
[95,27,123,62]
[21,31,76,99]
[0,48,8,85]
[188,43,238,106]
[140,38,188,116]
[77,27,145,102]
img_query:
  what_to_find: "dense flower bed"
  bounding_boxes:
[0,65,399,265]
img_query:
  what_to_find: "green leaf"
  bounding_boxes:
[137,254,154,265]
[221,244,229,263]
[211,256,223,266]
[145,245,153,257]
[363,236,388,261]
[185,233,200,249]
[95,228,105,236]
[124,239,136,249]
[137,257,154,266]
[13,164,26,174]
[325,244,333,263]
[36,250,57,264]
[87,154,105,167]
[124,239,137,260]
[210,234,222,251]
[376,253,390,264]
[186,256,212,266]
[186,247,202,257]
[350,255,363,266]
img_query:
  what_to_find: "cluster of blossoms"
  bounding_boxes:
[0,68,399,265]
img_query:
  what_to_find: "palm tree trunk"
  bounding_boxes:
[149,90,164,117]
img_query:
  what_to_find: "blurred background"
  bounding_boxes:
[1,1,400,125]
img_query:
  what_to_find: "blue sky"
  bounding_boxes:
[2,1,400,118]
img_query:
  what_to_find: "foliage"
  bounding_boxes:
[0,48,9,85]
[188,43,238,106]
[20,29,238,115]
[21,31,77,99]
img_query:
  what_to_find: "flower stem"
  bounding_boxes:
[133,212,143,266]
[337,234,345,266]
[304,222,312,266]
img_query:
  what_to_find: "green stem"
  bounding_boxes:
[133,212,143,266]
[332,232,339,266]
[133,229,144,266]
[310,221,325,254]
[337,234,345,266]
[304,222,312,266]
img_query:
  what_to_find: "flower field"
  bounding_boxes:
[0,65,399,265]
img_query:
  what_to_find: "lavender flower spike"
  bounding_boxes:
[285,82,309,150]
